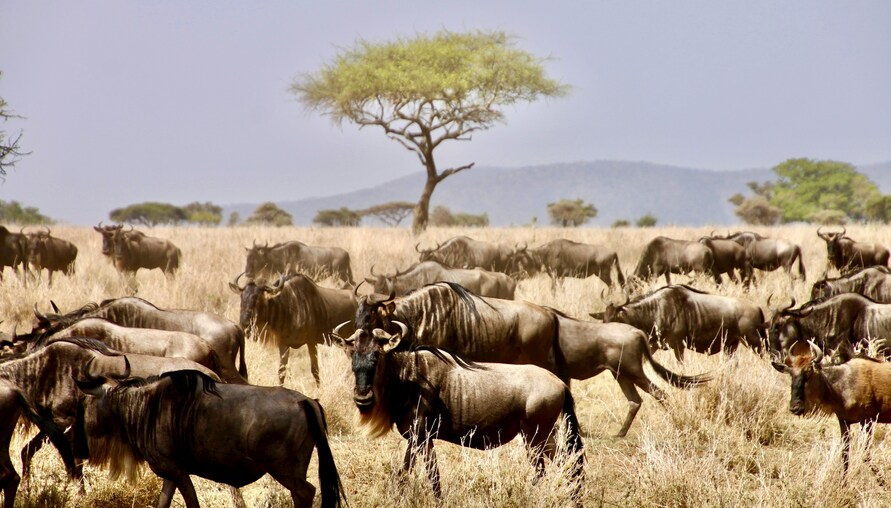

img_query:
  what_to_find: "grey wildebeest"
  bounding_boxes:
[698,235,752,285]
[773,344,891,475]
[76,370,346,508]
[26,227,77,284]
[111,227,181,277]
[817,226,890,273]
[244,240,354,285]
[415,236,522,275]
[719,231,806,280]
[591,285,765,361]
[811,266,891,303]
[631,236,715,285]
[348,282,711,436]
[0,226,28,281]
[364,261,515,299]
[331,323,583,499]
[519,238,625,289]
[35,297,247,381]
[229,273,356,385]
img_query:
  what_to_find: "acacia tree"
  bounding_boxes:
[0,71,28,178]
[547,199,597,227]
[361,201,415,227]
[292,30,567,233]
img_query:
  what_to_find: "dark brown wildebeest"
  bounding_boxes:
[630,236,715,285]
[346,282,711,436]
[0,226,29,281]
[244,240,354,285]
[230,273,356,385]
[92,223,123,260]
[718,231,806,280]
[591,285,765,361]
[331,323,583,499]
[773,343,891,475]
[817,226,890,273]
[765,293,891,358]
[26,227,77,284]
[415,236,522,275]
[111,227,181,277]
[0,378,76,508]
[77,370,346,508]
[698,235,752,285]
[520,239,625,289]
[811,266,891,303]
[364,261,516,299]
[35,297,247,381]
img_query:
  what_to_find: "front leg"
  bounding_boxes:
[839,418,851,477]
[307,342,320,386]
[157,475,200,508]
[278,345,291,385]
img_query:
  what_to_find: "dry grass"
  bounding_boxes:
[3,224,891,507]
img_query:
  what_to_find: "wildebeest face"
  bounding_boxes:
[772,359,820,416]
[339,327,402,413]
[602,304,628,323]
[93,226,118,255]
[236,283,264,331]
[810,280,832,300]
[244,245,271,278]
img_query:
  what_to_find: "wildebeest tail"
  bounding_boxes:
[235,327,249,381]
[561,387,585,479]
[613,253,626,288]
[16,389,77,478]
[794,247,806,279]
[640,334,711,386]
[301,399,347,508]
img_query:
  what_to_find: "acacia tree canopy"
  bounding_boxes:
[547,199,597,227]
[0,71,28,178]
[246,202,293,227]
[291,30,567,234]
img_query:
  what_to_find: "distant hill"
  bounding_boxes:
[224,160,891,227]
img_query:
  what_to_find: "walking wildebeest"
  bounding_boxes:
[630,236,715,285]
[244,240,354,285]
[26,227,77,284]
[718,231,806,280]
[817,226,890,274]
[331,323,583,499]
[698,235,752,285]
[112,227,181,277]
[230,273,356,385]
[773,343,891,475]
[590,285,765,361]
[0,226,28,281]
[364,261,515,299]
[520,238,625,289]
[415,236,523,275]
[76,370,346,508]
[34,297,247,381]
[811,266,891,303]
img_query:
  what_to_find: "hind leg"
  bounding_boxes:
[613,376,643,438]
[278,346,290,385]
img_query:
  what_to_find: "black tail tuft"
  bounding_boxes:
[302,399,347,508]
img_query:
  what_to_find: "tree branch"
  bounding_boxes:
[436,162,475,183]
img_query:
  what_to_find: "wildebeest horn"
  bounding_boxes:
[414,242,423,253]
[43,226,51,236]
[33,303,50,324]
[384,279,396,302]
[228,272,248,293]
[600,288,607,301]
[807,340,824,364]
[353,280,365,299]
[391,320,409,339]
[816,226,827,239]
[98,221,104,228]
[369,264,378,277]
[841,226,847,237]
[50,300,60,313]
[767,294,777,313]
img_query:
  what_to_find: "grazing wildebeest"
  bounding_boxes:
[0,226,29,281]
[364,261,516,299]
[521,239,625,289]
[111,227,181,277]
[331,323,583,499]
[77,370,346,508]
[26,227,77,284]
[244,240,354,285]
[0,379,76,508]
[631,236,715,285]
[35,297,247,381]
[765,293,891,358]
[811,266,891,303]
[229,273,356,385]
[817,226,890,273]
[698,235,752,285]
[719,231,806,280]
[590,285,765,361]
[773,344,891,475]
[415,236,521,275]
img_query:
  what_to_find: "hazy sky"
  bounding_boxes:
[2,1,889,224]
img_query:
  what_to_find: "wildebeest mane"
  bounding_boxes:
[408,344,484,371]
[39,302,100,328]
[0,335,122,365]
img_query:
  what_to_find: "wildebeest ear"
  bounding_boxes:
[381,334,401,353]
[771,362,789,374]
[384,301,397,314]
[589,312,605,320]
[74,376,108,398]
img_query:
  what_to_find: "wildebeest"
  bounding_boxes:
[0,226,29,281]
[631,236,715,285]
[111,227,181,277]
[415,236,523,275]
[817,226,890,273]
[230,273,356,385]
[591,285,765,361]
[331,324,583,499]
[93,223,122,259]
[244,240,354,285]
[26,227,77,284]
[811,266,891,303]
[35,297,247,381]
[364,261,516,299]
[718,231,806,280]
[77,370,346,508]
[766,293,891,358]
[698,235,752,285]
[772,344,891,475]
[520,238,625,289]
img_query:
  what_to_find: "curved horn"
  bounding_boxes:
[263,241,269,249]
[817,225,827,239]
[415,242,423,253]
[841,226,847,237]
[127,224,134,232]
[391,320,409,339]
[600,288,607,301]
[228,271,248,293]
[332,320,352,339]
[43,226,51,236]
[33,303,50,324]
[369,264,379,277]
[384,278,396,301]
[807,340,824,364]
[767,294,777,313]
[98,221,104,228]
[353,280,365,299]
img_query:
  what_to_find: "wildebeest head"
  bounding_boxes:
[765,295,812,355]
[93,223,123,256]
[228,271,284,331]
[589,292,630,323]
[331,321,408,414]
[771,342,826,416]
[363,265,399,295]
[810,279,833,300]
[509,242,540,278]
[415,241,440,263]
[243,241,275,279]
[817,226,846,264]
[26,227,51,258]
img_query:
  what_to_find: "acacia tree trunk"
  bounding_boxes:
[412,167,438,235]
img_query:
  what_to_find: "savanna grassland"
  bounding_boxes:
[3,224,891,508]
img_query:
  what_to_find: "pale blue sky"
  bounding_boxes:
[2,1,889,224]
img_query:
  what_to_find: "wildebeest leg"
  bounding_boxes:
[157,476,199,508]
[0,413,20,508]
[614,376,643,437]
[278,345,290,385]
[421,438,441,498]
[307,343,320,386]
[861,418,887,487]
[839,418,851,477]
[19,431,46,480]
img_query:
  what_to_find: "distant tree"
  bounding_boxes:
[313,207,362,227]
[866,195,891,223]
[361,201,415,226]
[611,219,630,228]
[772,158,880,223]
[0,200,53,225]
[292,30,568,234]
[806,209,847,225]
[731,195,783,225]
[0,71,28,179]
[430,206,456,227]
[109,202,187,226]
[245,202,293,227]
[227,211,241,227]
[454,212,489,227]
[636,213,658,228]
[547,199,597,227]
[182,202,223,225]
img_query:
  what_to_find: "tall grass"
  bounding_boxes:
[3,224,891,507]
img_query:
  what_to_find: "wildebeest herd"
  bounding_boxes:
[0,223,890,507]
